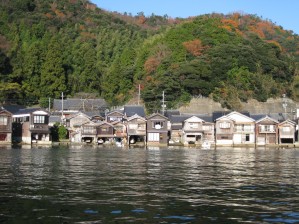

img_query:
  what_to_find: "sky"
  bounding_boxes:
[92,0,299,35]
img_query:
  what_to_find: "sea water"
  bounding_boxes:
[0,145,298,223]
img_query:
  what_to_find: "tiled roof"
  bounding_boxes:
[14,108,41,115]
[2,105,25,114]
[124,105,145,117]
[53,98,107,111]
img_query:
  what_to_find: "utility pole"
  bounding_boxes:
[138,84,141,105]
[48,98,51,112]
[282,94,287,120]
[161,91,166,115]
[61,92,64,123]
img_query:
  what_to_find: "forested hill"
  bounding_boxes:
[0,0,299,113]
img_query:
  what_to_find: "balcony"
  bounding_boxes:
[82,129,97,135]
[0,125,12,132]
[30,124,49,133]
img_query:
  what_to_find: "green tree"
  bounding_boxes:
[40,36,67,98]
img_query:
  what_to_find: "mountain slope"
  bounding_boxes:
[0,0,298,112]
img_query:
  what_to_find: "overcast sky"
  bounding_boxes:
[92,0,299,34]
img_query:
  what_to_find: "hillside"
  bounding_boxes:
[0,0,299,113]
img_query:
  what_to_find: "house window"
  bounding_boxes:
[203,125,211,131]
[261,125,275,132]
[34,115,45,124]
[245,134,250,141]
[129,124,138,129]
[153,121,163,129]
[282,126,290,132]
[189,122,198,129]
[219,122,230,128]
[138,123,144,129]
[0,116,8,125]
[148,133,159,142]
[84,126,94,132]
[101,127,108,132]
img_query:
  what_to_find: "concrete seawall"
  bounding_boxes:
[179,97,299,116]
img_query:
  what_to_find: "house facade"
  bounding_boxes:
[216,112,255,146]
[146,113,168,145]
[12,109,51,144]
[127,114,146,145]
[106,110,123,123]
[67,112,91,143]
[0,109,13,143]
[97,122,115,144]
[81,121,98,143]
[255,116,279,145]
[278,119,296,144]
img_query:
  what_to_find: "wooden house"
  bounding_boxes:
[96,122,115,144]
[255,115,279,145]
[278,119,297,144]
[182,115,214,146]
[12,108,51,144]
[146,113,169,145]
[67,112,91,143]
[168,115,190,145]
[216,111,255,146]
[0,108,13,144]
[112,121,127,145]
[127,114,146,145]
[182,116,205,145]
[81,120,99,143]
[199,115,215,144]
[106,110,124,123]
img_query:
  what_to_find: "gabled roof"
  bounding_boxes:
[0,108,12,116]
[106,110,124,116]
[216,111,254,122]
[124,105,145,118]
[147,113,168,120]
[67,111,91,120]
[278,119,297,126]
[53,98,107,111]
[184,115,205,123]
[1,105,25,114]
[97,121,114,127]
[13,108,47,116]
[81,120,100,126]
[127,114,146,122]
[212,111,231,121]
[255,115,279,124]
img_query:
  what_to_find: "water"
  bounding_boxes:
[0,145,298,223]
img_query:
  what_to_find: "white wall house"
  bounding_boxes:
[216,112,255,146]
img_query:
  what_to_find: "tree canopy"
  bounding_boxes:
[0,1,298,112]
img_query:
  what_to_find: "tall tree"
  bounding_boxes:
[40,36,67,98]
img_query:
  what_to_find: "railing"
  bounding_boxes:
[0,125,11,132]
[30,124,49,131]
[258,128,277,133]
[82,130,97,135]
[234,127,255,132]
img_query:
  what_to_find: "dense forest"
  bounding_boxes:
[0,0,299,113]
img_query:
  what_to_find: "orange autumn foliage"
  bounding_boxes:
[183,39,204,56]
[144,56,160,74]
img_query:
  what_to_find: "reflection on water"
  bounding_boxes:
[0,145,298,223]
